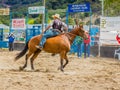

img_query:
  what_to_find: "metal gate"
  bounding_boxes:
[0,28,9,48]
[26,25,42,42]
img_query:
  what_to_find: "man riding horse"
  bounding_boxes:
[36,13,68,50]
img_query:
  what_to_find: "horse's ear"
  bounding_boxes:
[79,24,83,29]
[74,19,79,27]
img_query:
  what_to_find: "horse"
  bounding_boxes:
[15,25,87,72]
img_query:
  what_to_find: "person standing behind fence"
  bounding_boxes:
[76,36,83,58]
[84,31,90,58]
[8,33,15,51]
[116,31,120,44]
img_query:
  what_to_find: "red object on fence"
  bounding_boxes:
[116,34,120,44]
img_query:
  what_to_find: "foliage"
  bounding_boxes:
[0,0,120,25]
[68,17,75,25]
[0,16,10,26]
[34,14,43,24]
[104,0,120,16]
[28,19,34,24]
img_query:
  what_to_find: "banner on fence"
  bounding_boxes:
[12,18,26,30]
[28,6,45,14]
[100,17,120,45]
[0,8,9,15]
[68,3,90,13]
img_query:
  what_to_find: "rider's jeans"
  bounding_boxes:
[40,30,60,47]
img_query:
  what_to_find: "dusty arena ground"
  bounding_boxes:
[0,50,120,90]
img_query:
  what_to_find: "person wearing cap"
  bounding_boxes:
[36,13,68,50]
[83,31,91,58]
[8,33,15,51]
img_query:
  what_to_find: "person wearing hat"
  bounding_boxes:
[36,13,68,50]
[8,33,15,51]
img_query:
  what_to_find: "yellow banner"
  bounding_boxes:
[0,8,9,15]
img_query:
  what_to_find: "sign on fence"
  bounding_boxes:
[100,17,120,45]
[28,6,45,14]
[12,19,26,30]
[0,8,9,15]
[68,3,90,13]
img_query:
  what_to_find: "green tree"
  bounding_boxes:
[68,17,75,25]
[104,0,120,16]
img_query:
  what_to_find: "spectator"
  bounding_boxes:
[76,36,83,58]
[94,33,99,45]
[84,31,91,58]
[8,33,15,51]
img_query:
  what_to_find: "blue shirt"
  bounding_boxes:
[8,36,15,43]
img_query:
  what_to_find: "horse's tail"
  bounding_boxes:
[15,41,29,61]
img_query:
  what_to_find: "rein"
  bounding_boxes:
[65,32,77,44]
[67,32,77,36]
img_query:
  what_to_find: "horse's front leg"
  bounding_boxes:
[63,59,68,69]
[30,58,34,70]
[63,54,69,69]
[61,59,64,72]
[58,52,66,72]
[58,58,64,72]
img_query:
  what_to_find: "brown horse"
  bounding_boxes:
[15,25,87,72]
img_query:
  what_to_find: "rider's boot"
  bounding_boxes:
[35,45,43,50]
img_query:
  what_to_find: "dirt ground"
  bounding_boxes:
[0,50,120,90]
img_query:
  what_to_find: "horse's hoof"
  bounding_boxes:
[57,67,60,70]
[51,53,56,56]
[58,67,64,72]
[60,69,64,72]
[19,66,24,71]
[31,69,35,72]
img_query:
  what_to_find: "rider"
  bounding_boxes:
[36,13,68,50]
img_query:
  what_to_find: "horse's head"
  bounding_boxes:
[69,24,87,39]
[77,25,87,39]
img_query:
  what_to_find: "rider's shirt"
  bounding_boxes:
[50,19,67,32]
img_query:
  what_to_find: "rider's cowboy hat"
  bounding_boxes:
[52,14,61,19]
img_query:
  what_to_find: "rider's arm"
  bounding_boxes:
[62,22,68,32]
[44,25,51,32]
[64,26,68,32]
[44,22,53,33]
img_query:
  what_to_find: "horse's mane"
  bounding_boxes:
[69,26,80,34]
[57,26,83,38]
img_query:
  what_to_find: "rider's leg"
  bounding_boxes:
[36,33,50,49]
[36,30,60,49]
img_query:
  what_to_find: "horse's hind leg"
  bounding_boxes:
[19,52,32,70]
[19,54,28,70]
[30,50,41,70]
